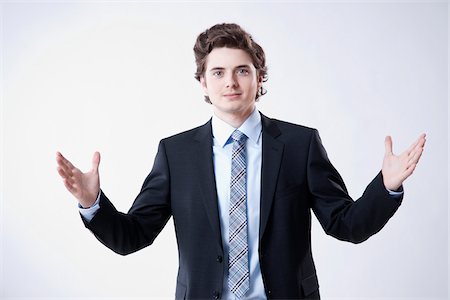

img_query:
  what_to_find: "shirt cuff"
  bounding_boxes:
[386,186,403,198]
[78,190,101,222]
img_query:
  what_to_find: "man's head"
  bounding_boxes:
[193,23,268,104]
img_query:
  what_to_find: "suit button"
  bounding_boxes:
[216,255,223,263]
[213,290,220,299]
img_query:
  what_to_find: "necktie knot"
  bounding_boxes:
[231,130,247,143]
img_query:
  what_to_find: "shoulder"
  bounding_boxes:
[261,113,318,140]
[159,119,211,146]
[268,117,315,132]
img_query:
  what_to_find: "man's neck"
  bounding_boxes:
[213,106,256,129]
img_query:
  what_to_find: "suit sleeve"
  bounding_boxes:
[307,129,402,243]
[82,140,172,255]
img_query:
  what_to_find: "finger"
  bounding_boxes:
[56,151,69,166]
[57,166,75,184]
[418,134,426,148]
[56,166,70,179]
[56,153,73,175]
[407,147,424,166]
[406,142,425,162]
[385,136,393,156]
[401,163,417,181]
[413,135,426,151]
[56,152,68,167]
[91,151,101,173]
[56,155,73,177]
[406,141,419,155]
[396,164,416,184]
[57,152,76,172]
[63,178,77,194]
[406,134,426,155]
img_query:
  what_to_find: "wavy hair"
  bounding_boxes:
[193,23,268,103]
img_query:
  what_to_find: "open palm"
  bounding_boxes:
[382,134,426,191]
[56,151,101,208]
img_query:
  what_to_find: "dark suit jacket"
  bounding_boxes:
[83,113,402,299]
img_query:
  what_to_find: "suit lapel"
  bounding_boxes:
[259,114,284,241]
[193,120,223,251]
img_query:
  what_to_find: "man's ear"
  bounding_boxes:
[200,76,208,95]
[257,74,263,89]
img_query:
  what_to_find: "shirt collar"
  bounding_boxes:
[212,108,262,148]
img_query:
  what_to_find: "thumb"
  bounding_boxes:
[384,136,393,156]
[92,151,101,173]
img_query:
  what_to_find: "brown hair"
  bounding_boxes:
[193,23,268,103]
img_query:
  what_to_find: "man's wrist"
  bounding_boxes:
[78,190,101,222]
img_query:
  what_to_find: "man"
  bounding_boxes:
[56,23,426,299]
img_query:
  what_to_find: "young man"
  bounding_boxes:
[56,23,426,299]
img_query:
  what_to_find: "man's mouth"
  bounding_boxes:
[223,93,242,98]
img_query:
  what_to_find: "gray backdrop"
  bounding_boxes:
[1,1,448,299]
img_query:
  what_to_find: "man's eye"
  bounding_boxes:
[238,69,249,75]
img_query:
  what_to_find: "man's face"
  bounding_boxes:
[200,47,262,122]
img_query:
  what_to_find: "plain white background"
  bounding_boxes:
[1,1,448,299]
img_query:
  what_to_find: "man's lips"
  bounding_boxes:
[223,93,242,97]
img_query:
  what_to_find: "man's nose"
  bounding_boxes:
[225,73,238,88]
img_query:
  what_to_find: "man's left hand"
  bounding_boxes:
[382,133,426,191]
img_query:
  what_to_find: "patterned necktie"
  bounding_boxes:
[228,129,249,298]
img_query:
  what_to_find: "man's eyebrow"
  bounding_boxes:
[235,64,251,69]
[208,65,252,71]
[209,67,225,72]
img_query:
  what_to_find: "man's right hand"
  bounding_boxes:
[56,151,101,208]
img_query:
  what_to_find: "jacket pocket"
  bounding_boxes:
[175,281,187,299]
[301,273,319,297]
